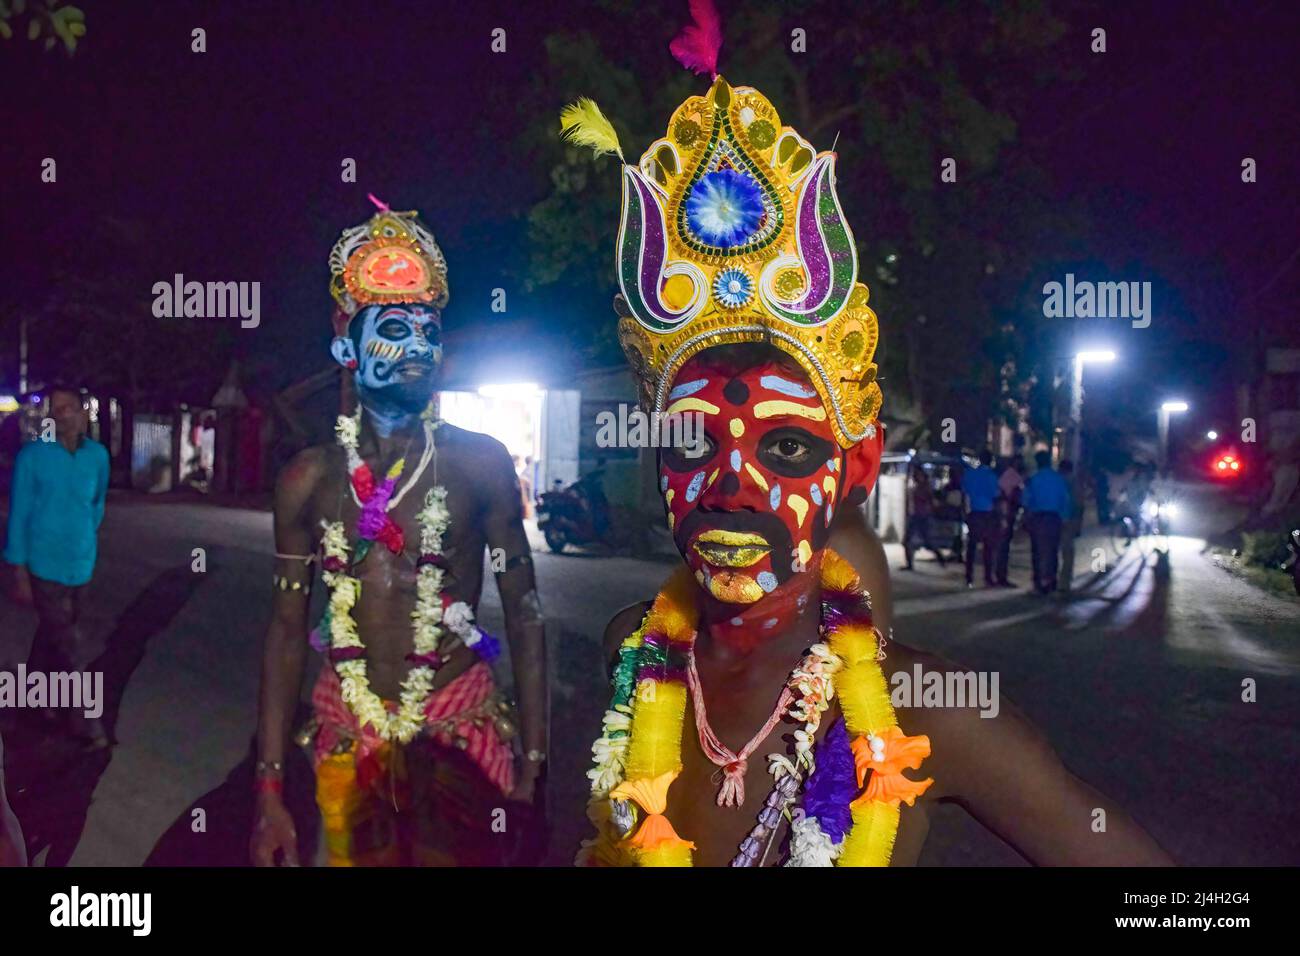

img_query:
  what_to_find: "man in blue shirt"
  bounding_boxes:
[960,449,1002,587]
[1023,449,1073,595]
[4,386,110,746]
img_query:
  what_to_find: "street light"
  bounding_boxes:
[1068,349,1116,465]
[1158,400,1189,472]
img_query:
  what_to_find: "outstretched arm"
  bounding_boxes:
[250,449,321,866]
[482,444,548,803]
[928,686,1173,866]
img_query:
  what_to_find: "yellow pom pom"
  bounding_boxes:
[638,842,694,867]
[837,800,899,867]
[624,680,688,781]
[820,548,861,593]
[648,565,699,641]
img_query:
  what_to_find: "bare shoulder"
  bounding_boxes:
[437,423,510,465]
[273,444,335,521]
[603,601,653,662]
[276,444,333,495]
[882,640,1053,799]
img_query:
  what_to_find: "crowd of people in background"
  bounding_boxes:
[903,448,1083,596]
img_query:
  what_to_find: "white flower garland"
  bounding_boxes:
[319,414,483,744]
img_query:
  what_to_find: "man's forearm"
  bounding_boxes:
[256,620,308,768]
[505,611,548,755]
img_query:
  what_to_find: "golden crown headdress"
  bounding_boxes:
[561,73,881,448]
[328,197,450,318]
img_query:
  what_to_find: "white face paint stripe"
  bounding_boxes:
[668,378,710,401]
[759,375,817,399]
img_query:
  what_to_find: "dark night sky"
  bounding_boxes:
[3,0,1298,432]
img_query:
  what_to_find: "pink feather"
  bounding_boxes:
[669,0,723,78]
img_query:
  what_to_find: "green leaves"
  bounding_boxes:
[0,0,86,53]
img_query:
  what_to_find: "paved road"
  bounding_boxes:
[1,483,1297,866]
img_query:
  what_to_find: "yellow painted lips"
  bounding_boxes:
[692,530,771,568]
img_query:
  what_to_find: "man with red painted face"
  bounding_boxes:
[569,64,1169,866]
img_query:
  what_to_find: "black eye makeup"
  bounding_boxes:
[376,318,411,340]
[757,426,834,478]
[661,429,718,472]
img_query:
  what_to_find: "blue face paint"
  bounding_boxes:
[336,304,442,430]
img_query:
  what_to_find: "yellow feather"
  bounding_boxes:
[559,97,625,161]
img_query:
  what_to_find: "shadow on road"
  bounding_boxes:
[142,722,318,867]
[4,565,206,866]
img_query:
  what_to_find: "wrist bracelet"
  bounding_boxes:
[254,776,284,796]
[255,759,284,777]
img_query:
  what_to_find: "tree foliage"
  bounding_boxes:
[0,1,86,54]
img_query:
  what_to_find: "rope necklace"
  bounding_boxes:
[687,654,794,808]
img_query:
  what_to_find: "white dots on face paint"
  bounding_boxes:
[757,571,777,592]
[686,470,706,502]
[769,483,781,511]
[730,617,744,626]
[660,475,669,493]
[763,618,778,629]
[730,449,742,472]
[809,483,823,506]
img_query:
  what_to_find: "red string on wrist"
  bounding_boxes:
[254,776,284,796]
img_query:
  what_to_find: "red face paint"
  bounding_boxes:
[658,352,882,643]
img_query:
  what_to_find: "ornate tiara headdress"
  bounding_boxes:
[328,194,450,320]
[559,3,881,448]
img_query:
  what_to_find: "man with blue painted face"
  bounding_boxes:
[250,202,547,866]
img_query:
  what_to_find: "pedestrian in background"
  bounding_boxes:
[903,465,946,570]
[995,455,1025,586]
[3,386,110,748]
[961,449,1001,588]
[1023,450,1073,595]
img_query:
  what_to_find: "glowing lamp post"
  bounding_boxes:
[1158,401,1189,473]
[1068,350,1116,466]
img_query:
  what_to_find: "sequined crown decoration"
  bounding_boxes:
[562,76,881,448]
[328,202,450,317]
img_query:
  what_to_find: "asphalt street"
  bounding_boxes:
[1,483,1296,866]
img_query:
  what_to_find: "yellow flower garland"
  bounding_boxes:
[580,549,931,867]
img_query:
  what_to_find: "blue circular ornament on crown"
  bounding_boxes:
[685,168,766,248]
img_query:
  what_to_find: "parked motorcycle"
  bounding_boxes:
[537,471,610,554]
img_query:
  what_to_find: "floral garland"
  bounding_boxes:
[317,413,499,744]
[577,549,932,867]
